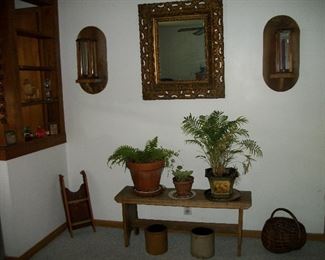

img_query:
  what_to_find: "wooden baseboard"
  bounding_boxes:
[242,230,325,241]
[243,230,261,238]
[93,219,123,228]
[307,233,325,241]
[20,223,66,260]
[5,219,325,259]
[5,223,66,260]
[93,219,325,241]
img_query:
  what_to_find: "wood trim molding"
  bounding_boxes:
[5,220,325,259]
[307,233,325,241]
[94,219,325,241]
[20,223,66,260]
[5,223,66,260]
[93,219,123,229]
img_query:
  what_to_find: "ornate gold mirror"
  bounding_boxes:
[138,0,224,100]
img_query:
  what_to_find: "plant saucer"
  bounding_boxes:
[168,190,196,200]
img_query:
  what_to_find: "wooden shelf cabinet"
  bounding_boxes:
[0,0,65,160]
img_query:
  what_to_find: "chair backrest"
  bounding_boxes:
[59,171,96,237]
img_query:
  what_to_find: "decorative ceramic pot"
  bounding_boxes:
[205,168,238,199]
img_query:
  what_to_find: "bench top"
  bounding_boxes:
[115,186,252,209]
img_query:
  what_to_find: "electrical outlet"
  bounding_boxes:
[184,207,192,215]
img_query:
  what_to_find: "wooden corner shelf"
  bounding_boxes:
[0,0,66,160]
[0,134,66,160]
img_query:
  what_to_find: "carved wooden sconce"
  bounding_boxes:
[76,26,107,94]
[263,16,300,92]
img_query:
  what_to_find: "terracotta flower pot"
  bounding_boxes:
[127,160,165,196]
[173,176,194,197]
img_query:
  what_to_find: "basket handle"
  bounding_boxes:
[270,208,302,239]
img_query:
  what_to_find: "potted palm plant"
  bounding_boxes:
[172,165,194,197]
[181,111,262,199]
[107,137,178,196]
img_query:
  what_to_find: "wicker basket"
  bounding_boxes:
[261,208,306,253]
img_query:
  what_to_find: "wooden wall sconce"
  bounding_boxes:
[263,16,300,92]
[76,26,107,94]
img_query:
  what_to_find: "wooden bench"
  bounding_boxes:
[115,186,252,256]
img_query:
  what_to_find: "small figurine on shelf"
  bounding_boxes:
[0,103,6,123]
[23,127,33,141]
[44,78,52,101]
[5,130,16,145]
[23,79,36,101]
[49,123,58,135]
[35,126,46,138]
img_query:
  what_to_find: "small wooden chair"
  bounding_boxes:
[59,171,96,237]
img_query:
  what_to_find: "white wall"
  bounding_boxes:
[59,0,325,234]
[0,145,67,256]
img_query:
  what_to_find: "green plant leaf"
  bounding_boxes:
[107,137,178,172]
[181,111,262,176]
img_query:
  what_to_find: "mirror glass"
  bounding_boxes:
[15,0,36,9]
[157,19,207,82]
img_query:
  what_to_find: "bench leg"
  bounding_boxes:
[122,203,138,247]
[237,209,243,256]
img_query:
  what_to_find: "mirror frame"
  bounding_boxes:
[138,0,224,100]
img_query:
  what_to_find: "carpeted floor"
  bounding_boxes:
[31,227,325,260]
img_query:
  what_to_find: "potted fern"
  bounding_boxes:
[181,111,262,199]
[172,165,194,197]
[107,137,178,196]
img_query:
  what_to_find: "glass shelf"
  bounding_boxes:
[19,65,54,71]
[16,29,54,39]
[21,97,59,106]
